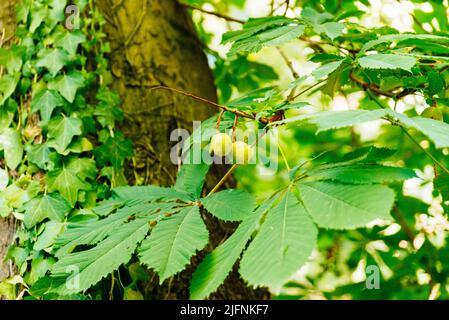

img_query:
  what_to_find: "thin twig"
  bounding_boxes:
[179,2,245,24]
[207,164,238,196]
[149,85,270,123]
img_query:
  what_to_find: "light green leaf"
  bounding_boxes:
[139,206,209,283]
[47,166,90,206]
[298,181,395,229]
[66,157,97,180]
[30,5,47,32]
[239,191,317,291]
[0,128,23,170]
[22,193,71,228]
[0,73,20,106]
[201,189,256,221]
[0,168,8,191]
[49,71,85,103]
[54,30,86,56]
[358,54,417,72]
[27,144,58,171]
[47,116,83,153]
[31,89,65,123]
[0,47,24,74]
[36,48,70,77]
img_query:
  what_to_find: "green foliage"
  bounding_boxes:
[3,0,449,302]
[201,189,256,221]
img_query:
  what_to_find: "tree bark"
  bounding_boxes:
[0,0,18,285]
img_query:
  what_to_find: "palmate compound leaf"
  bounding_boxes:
[112,185,192,203]
[54,202,173,257]
[386,109,449,149]
[190,195,279,299]
[273,109,387,129]
[174,163,210,200]
[239,191,317,292]
[201,189,257,221]
[227,25,305,56]
[138,205,209,283]
[51,216,151,294]
[307,164,416,184]
[297,181,395,229]
[309,110,387,132]
[359,34,449,55]
[358,54,417,72]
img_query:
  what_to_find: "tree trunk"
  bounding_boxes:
[0,0,18,285]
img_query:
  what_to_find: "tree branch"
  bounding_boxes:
[179,2,245,24]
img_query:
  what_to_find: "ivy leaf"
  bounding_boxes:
[0,46,24,74]
[47,166,90,206]
[30,5,47,32]
[358,54,417,72]
[297,181,395,229]
[22,193,71,228]
[36,48,70,77]
[66,157,97,180]
[27,144,58,171]
[49,71,85,103]
[54,30,86,56]
[31,89,65,123]
[93,132,134,169]
[190,196,277,299]
[0,128,24,170]
[139,205,209,283]
[201,189,256,221]
[0,73,20,106]
[47,116,83,154]
[174,164,210,199]
[239,191,317,291]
